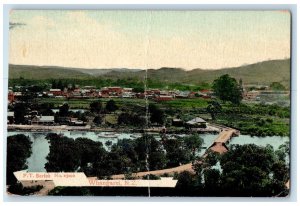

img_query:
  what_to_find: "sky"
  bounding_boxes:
[9,10,291,70]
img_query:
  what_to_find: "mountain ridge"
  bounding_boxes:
[9,59,290,87]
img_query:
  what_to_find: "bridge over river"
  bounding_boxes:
[208,129,240,154]
[110,128,240,179]
[14,127,240,195]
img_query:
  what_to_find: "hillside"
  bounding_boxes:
[9,65,91,79]
[101,59,290,87]
[9,59,290,87]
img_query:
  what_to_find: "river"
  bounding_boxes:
[7,131,289,172]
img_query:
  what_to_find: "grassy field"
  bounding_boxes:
[38,97,209,109]
[159,98,209,109]
[38,97,147,109]
[37,96,289,136]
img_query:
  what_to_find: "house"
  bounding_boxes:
[122,92,135,98]
[199,89,213,99]
[175,91,190,98]
[188,92,197,98]
[186,117,207,128]
[13,92,23,101]
[69,118,86,126]
[31,116,55,125]
[107,87,123,96]
[8,91,15,103]
[7,111,14,124]
[56,117,71,124]
[123,88,133,93]
[172,118,184,127]
[244,90,260,100]
[49,89,63,96]
[146,89,160,95]
[100,87,123,97]
[83,86,96,90]
[155,95,173,102]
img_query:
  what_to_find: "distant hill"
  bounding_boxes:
[71,68,142,76]
[9,65,91,79]
[9,59,290,87]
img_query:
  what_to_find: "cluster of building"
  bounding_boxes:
[7,110,87,126]
[8,86,214,104]
[242,84,290,106]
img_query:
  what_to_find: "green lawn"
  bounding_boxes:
[38,97,209,109]
[158,98,209,109]
[38,97,147,109]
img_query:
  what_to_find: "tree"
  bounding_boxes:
[45,134,81,172]
[7,134,32,184]
[212,74,243,104]
[132,87,145,93]
[38,103,55,116]
[105,100,118,113]
[117,113,146,127]
[93,115,103,125]
[163,138,191,167]
[59,103,69,116]
[270,82,286,91]
[135,135,167,170]
[183,134,204,157]
[90,101,102,114]
[149,104,165,125]
[75,138,106,176]
[203,168,221,193]
[206,101,222,120]
[13,103,27,124]
[219,144,284,196]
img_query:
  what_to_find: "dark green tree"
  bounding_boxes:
[135,135,167,171]
[219,144,283,196]
[90,101,102,114]
[93,115,103,125]
[59,103,69,116]
[105,99,118,113]
[206,101,222,120]
[132,87,145,93]
[149,104,165,125]
[13,103,27,124]
[270,82,286,91]
[182,134,204,157]
[163,138,191,167]
[45,134,80,172]
[75,138,106,176]
[7,134,32,184]
[212,74,243,104]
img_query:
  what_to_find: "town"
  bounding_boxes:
[7,79,290,138]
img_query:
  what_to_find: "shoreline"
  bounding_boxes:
[7,124,220,134]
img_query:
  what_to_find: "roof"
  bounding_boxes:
[158,95,173,98]
[39,116,55,122]
[186,117,206,125]
[50,89,61,92]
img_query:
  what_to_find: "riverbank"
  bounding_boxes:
[7,124,220,134]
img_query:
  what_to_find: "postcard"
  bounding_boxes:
[7,10,291,197]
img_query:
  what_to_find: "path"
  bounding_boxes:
[111,163,194,179]
[13,125,239,195]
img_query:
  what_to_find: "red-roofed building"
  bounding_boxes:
[155,95,173,102]
[8,91,15,103]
